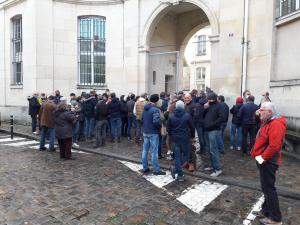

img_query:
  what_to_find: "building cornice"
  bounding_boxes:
[53,0,127,5]
[0,0,26,9]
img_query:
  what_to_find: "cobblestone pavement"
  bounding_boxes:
[0,133,300,225]
[1,122,300,194]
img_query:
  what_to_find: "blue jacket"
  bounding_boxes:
[166,108,195,143]
[142,103,161,134]
[237,102,259,126]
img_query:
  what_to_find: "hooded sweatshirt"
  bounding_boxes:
[251,115,286,166]
[166,108,195,143]
[141,103,161,134]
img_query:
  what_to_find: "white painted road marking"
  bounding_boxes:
[120,160,174,188]
[4,140,39,147]
[177,181,228,214]
[243,195,264,225]
[0,137,25,142]
[120,160,230,214]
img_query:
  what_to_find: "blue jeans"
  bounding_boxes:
[207,130,221,171]
[135,120,143,144]
[172,141,190,177]
[230,124,242,148]
[127,116,137,138]
[40,127,55,150]
[110,118,122,141]
[142,133,160,172]
[195,125,206,153]
[72,120,80,143]
[217,123,227,153]
[84,117,95,139]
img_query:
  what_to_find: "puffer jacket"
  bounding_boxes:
[251,115,286,167]
[166,108,195,144]
[134,97,146,121]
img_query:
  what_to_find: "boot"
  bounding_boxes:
[188,163,195,172]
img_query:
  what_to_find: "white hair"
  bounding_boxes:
[261,102,276,114]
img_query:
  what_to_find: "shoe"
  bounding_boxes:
[141,168,150,174]
[187,163,195,172]
[181,162,188,168]
[93,145,100,148]
[220,151,225,154]
[210,170,223,177]
[39,147,46,151]
[153,171,166,175]
[259,218,282,225]
[230,146,234,150]
[170,166,175,179]
[49,148,56,152]
[237,147,241,151]
[177,175,185,182]
[33,131,39,135]
[204,167,213,171]
[117,139,121,143]
[72,143,79,147]
[158,154,164,159]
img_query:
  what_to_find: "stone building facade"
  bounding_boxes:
[0,0,300,132]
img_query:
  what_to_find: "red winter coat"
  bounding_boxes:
[251,115,286,167]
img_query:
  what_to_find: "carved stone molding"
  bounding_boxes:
[53,0,126,5]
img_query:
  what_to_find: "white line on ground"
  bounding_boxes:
[29,144,57,150]
[119,160,174,188]
[0,137,26,143]
[242,195,264,225]
[0,135,10,138]
[71,149,91,154]
[177,181,228,214]
[4,140,39,147]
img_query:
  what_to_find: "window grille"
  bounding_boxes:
[12,16,22,85]
[78,16,106,86]
[279,0,300,17]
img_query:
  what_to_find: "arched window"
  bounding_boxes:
[78,16,106,86]
[11,15,22,85]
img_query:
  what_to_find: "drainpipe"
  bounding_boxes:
[241,0,249,96]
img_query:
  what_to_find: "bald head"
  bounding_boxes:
[184,93,192,104]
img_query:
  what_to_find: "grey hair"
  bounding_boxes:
[261,102,276,114]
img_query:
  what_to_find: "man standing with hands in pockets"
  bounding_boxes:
[251,102,286,225]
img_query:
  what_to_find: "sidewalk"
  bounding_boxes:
[1,121,300,200]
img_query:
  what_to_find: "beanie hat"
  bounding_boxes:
[236,96,244,104]
[207,92,218,101]
[150,94,159,103]
[175,100,184,109]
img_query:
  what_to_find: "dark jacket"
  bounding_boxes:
[108,97,122,119]
[237,102,259,126]
[192,103,205,126]
[126,99,135,117]
[220,102,229,124]
[203,101,225,131]
[83,96,98,118]
[53,95,62,105]
[95,100,108,121]
[54,109,76,139]
[166,108,195,144]
[142,103,161,134]
[230,104,243,126]
[27,96,40,116]
[184,102,195,117]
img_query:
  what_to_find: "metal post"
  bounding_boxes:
[10,115,13,140]
[0,112,1,127]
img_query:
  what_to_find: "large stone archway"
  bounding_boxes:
[138,0,219,94]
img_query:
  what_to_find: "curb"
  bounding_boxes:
[1,128,300,201]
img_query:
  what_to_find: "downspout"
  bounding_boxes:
[241,0,249,96]
[3,6,7,106]
[122,0,125,82]
[137,0,140,95]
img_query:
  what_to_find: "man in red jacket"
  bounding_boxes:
[251,102,286,225]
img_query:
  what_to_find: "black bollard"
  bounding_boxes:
[10,115,13,140]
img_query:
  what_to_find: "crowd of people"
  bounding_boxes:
[27,88,286,224]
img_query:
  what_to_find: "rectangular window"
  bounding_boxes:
[78,16,106,86]
[152,71,156,85]
[197,35,206,55]
[12,16,22,85]
[196,67,206,80]
[279,0,300,17]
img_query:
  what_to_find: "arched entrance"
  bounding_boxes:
[139,0,219,94]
